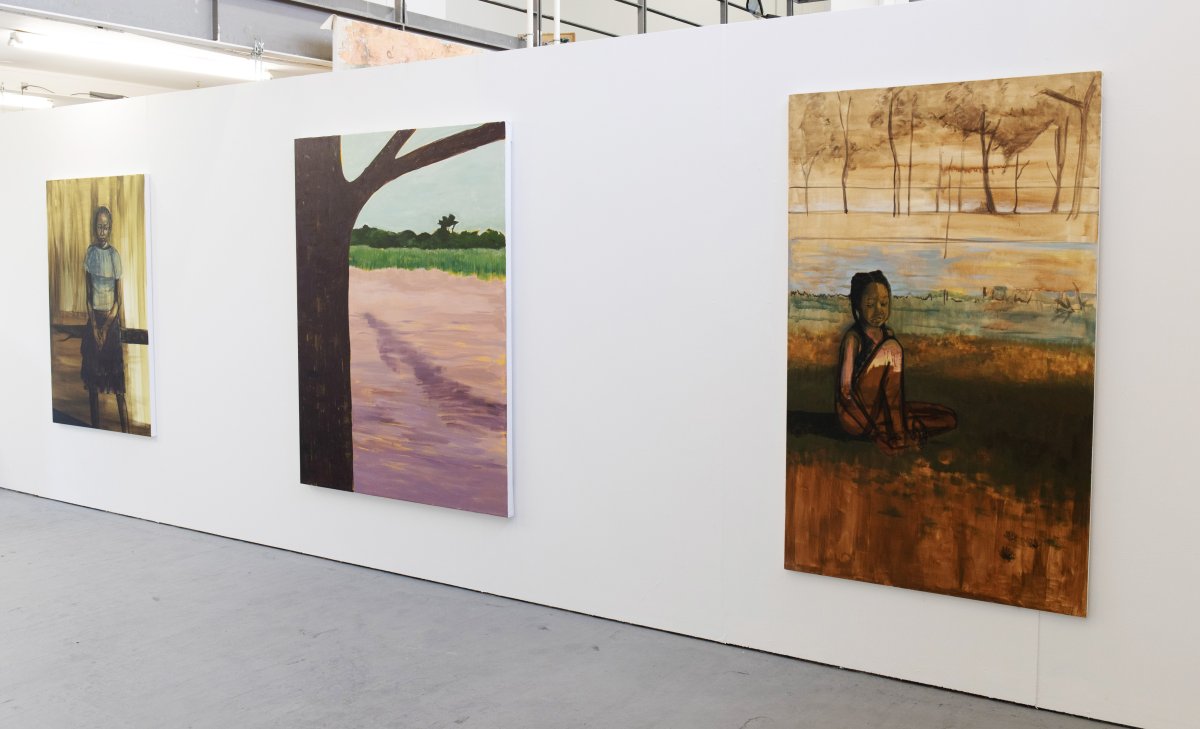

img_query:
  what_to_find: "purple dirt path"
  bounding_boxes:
[348,267,508,516]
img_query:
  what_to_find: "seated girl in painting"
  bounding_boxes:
[81,205,129,433]
[835,270,956,454]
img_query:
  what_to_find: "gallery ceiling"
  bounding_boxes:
[0,7,328,109]
[0,0,837,111]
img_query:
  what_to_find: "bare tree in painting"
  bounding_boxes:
[993,101,1053,213]
[868,89,924,216]
[931,150,940,213]
[793,95,838,214]
[295,122,505,491]
[868,88,904,217]
[1045,114,1070,214]
[935,151,965,214]
[1041,74,1099,219]
[836,92,856,214]
[906,94,920,215]
[976,112,1001,214]
[956,144,964,212]
[1008,154,1030,212]
[937,82,1006,214]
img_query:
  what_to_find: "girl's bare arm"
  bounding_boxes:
[838,334,858,400]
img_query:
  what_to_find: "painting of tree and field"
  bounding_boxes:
[296,122,510,517]
[786,72,1100,615]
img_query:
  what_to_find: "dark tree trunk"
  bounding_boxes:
[1012,156,1029,214]
[956,148,964,212]
[838,93,852,214]
[1050,118,1068,214]
[978,111,997,214]
[295,135,361,491]
[1013,153,1020,213]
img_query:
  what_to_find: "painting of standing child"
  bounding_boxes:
[47,175,153,437]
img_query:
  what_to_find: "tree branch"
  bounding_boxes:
[355,129,416,186]
[1040,88,1083,109]
[354,122,506,200]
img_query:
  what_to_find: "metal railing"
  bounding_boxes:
[254,0,831,51]
[442,0,829,47]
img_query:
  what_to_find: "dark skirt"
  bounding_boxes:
[81,310,126,395]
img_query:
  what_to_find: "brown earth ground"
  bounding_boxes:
[348,267,508,516]
[786,329,1092,616]
[785,459,1089,615]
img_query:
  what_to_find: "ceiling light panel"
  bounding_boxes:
[6,29,271,82]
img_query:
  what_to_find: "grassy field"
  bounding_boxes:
[349,246,505,279]
[787,338,1094,502]
[789,292,1095,345]
[786,302,1095,615]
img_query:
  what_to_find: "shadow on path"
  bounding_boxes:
[364,312,505,432]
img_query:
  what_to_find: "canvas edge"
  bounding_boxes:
[140,173,156,438]
[502,121,515,519]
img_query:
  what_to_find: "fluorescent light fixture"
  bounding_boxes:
[0,89,52,109]
[7,29,271,82]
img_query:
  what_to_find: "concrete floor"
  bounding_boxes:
[0,489,1121,729]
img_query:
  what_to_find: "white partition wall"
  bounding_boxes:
[1,1,1196,727]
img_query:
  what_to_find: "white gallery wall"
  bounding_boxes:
[1,1,1196,727]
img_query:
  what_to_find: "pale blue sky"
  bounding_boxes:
[342,124,506,234]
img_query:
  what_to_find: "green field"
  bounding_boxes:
[349,246,505,279]
[786,353,1094,503]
